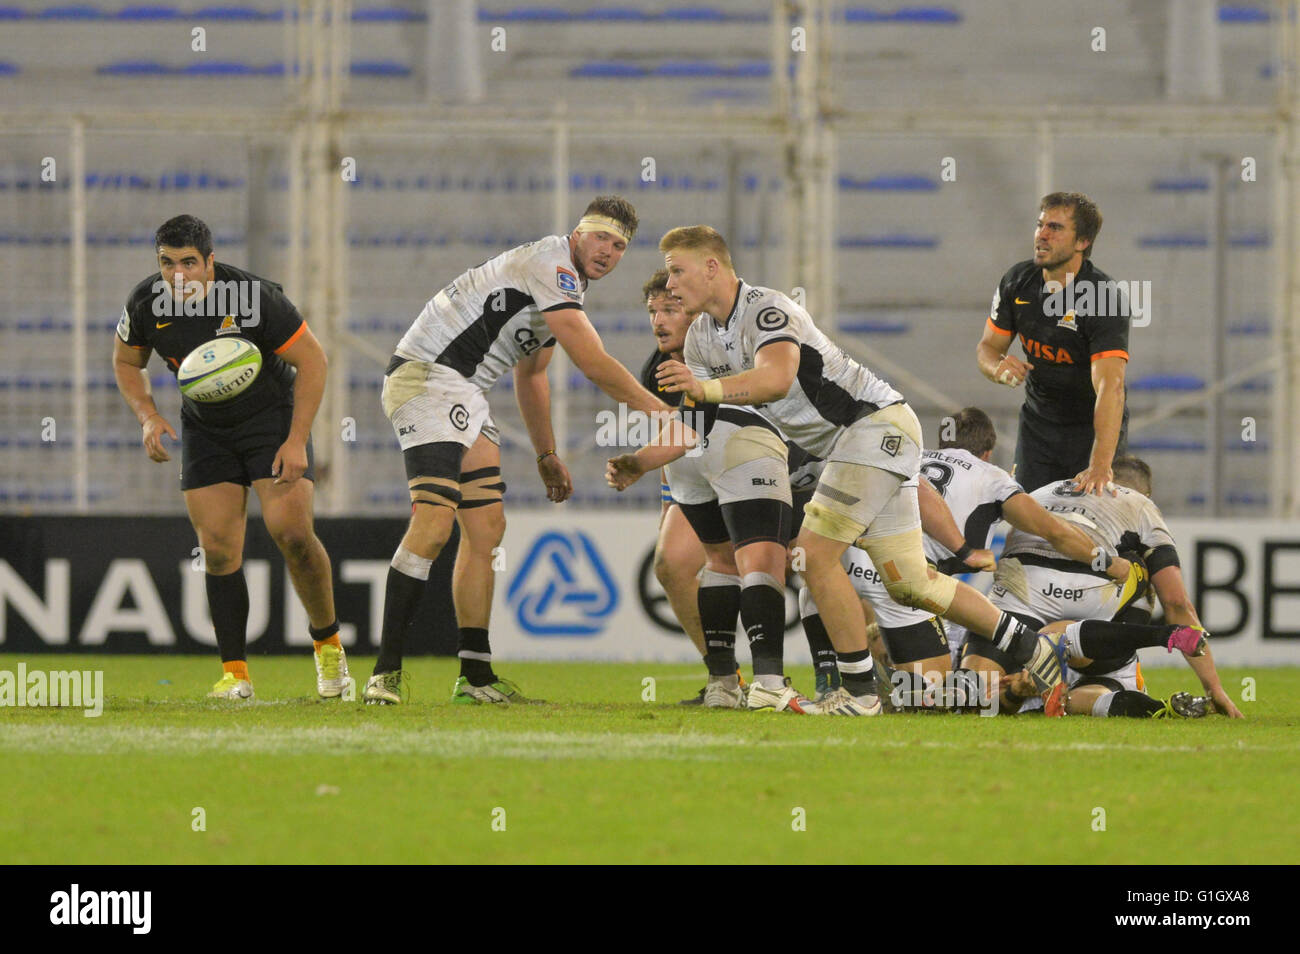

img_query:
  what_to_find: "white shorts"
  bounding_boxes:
[842,544,936,630]
[826,402,923,480]
[988,558,1124,626]
[382,359,499,450]
[665,410,790,507]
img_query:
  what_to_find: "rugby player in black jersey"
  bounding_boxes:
[112,215,346,700]
[639,270,712,703]
[976,192,1130,494]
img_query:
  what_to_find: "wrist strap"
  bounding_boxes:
[954,543,974,562]
[537,449,556,463]
[701,378,725,404]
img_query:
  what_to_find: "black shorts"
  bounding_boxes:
[1013,403,1128,493]
[881,616,949,666]
[181,402,314,490]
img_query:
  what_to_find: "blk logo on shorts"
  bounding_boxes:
[449,404,469,431]
[399,424,416,436]
[880,434,902,457]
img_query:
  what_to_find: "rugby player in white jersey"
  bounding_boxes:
[610,321,813,713]
[967,456,1243,718]
[839,407,1143,711]
[363,197,669,704]
[653,226,1073,715]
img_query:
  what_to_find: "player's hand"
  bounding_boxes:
[1003,669,1037,698]
[606,454,644,491]
[992,354,1033,388]
[538,453,573,503]
[655,360,705,402]
[962,548,997,572]
[1104,555,1133,582]
[1211,686,1245,719]
[141,413,176,463]
[272,437,308,484]
[1072,461,1115,496]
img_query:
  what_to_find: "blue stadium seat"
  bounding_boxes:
[838,233,939,248]
[571,62,649,78]
[654,61,726,77]
[182,61,261,75]
[845,6,962,24]
[1138,231,1271,248]
[1229,319,1270,335]
[97,61,171,75]
[194,5,281,20]
[585,7,653,21]
[1150,176,1209,191]
[661,6,728,21]
[1219,6,1270,23]
[0,7,23,19]
[351,59,411,76]
[353,6,426,21]
[840,173,938,191]
[838,318,910,334]
[480,6,572,21]
[0,62,17,76]
[1128,438,1205,452]
[39,5,102,19]
[1129,374,1204,391]
[116,5,182,19]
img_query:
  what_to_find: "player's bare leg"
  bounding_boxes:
[255,477,335,629]
[654,504,707,656]
[184,482,253,698]
[255,475,348,697]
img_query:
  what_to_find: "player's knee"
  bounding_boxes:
[270,525,315,564]
[465,508,506,551]
[202,545,242,574]
[406,505,455,556]
[882,569,957,616]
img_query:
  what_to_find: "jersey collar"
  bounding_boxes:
[720,278,745,329]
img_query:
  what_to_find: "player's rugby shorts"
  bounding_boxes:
[382,357,499,449]
[1017,657,1141,714]
[988,554,1126,624]
[181,401,314,490]
[665,408,791,508]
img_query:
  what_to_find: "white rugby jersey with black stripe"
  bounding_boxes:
[1002,481,1176,565]
[393,235,584,390]
[918,447,1025,573]
[681,280,904,458]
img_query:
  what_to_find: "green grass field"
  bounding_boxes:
[1,654,1296,864]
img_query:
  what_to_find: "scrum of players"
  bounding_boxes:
[598,206,1243,720]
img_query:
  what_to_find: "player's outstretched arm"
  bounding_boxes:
[514,346,573,503]
[112,336,176,463]
[546,307,668,415]
[1001,492,1132,580]
[274,326,328,483]
[656,340,798,405]
[1149,565,1243,717]
[1074,356,1126,495]
[918,477,994,571]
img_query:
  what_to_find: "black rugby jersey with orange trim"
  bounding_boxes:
[118,262,306,429]
[988,258,1130,425]
[639,347,685,409]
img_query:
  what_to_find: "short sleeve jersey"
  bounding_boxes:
[118,262,306,428]
[918,447,1025,573]
[394,235,575,391]
[1002,481,1177,569]
[639,348,684,409]
[682,280,904,458]
[987,258,1130,425]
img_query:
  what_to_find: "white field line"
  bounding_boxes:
[0,725,1290,760]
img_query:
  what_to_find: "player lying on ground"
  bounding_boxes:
[961,455,1243,718]
[838,407,1140,711]
[112,214,348,701]
[653,225,1067,716]
[364,196,670,705]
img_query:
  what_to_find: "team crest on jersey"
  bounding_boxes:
[215,315,239,335]
[556,267,580,298]
[1056,311,1078,331]
[880,434,902,457]
[115,307,130,342]
[745,287,764,304]
[755,306,789,331]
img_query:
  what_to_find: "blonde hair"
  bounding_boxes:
[659,225,733,270]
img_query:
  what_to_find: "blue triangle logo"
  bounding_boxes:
[506,531,619,636]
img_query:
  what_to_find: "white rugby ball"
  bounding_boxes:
[178,338,263,403]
